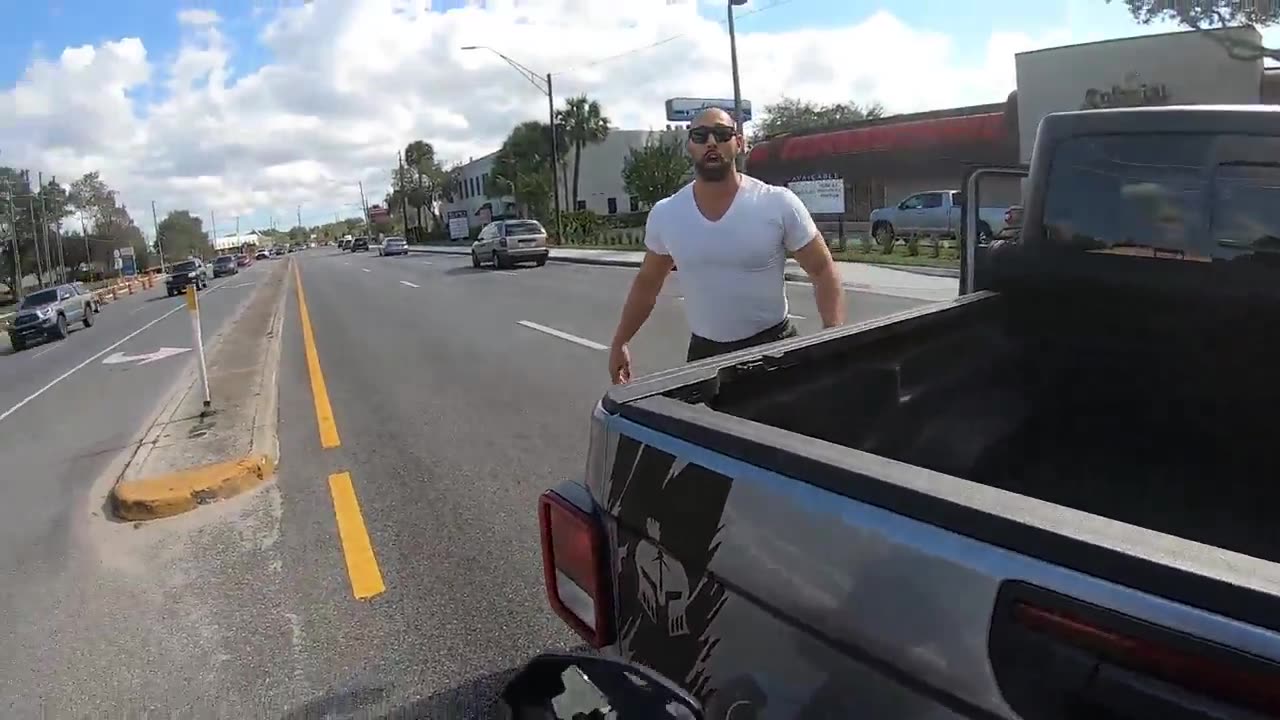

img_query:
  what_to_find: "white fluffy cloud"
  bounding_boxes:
[0,0,1177,232]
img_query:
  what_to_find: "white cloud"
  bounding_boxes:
[0,0,1147,233]
[177,8,221,27]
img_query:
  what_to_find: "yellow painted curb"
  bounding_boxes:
[109,454,276,521]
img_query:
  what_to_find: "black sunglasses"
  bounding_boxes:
[688,125,736,144]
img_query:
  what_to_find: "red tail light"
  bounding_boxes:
[1014,601,1280,715]
[538,490,613,647]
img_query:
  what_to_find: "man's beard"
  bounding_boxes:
[694,157,732,181]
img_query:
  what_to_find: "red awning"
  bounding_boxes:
[750,111,1009,167]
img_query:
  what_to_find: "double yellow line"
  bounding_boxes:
[294,263,385,601]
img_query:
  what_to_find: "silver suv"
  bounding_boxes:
[471,219,549,269]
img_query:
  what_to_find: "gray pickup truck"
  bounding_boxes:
[6,283,96,351]
[538,105,1280,719]
[870,189,1010,247]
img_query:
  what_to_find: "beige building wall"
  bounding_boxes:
[1014,26,1264,162]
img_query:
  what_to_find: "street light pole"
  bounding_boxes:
[460,45,563,244]
[728,0,748,170]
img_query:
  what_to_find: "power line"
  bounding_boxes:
[552,0,799,76]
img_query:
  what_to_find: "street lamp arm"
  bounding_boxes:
[462,45,549,96]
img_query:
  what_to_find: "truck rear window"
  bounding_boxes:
[1042,134,1280,266]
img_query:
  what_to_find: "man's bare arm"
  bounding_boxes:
[792,235,845,328]
[612,251,675,348]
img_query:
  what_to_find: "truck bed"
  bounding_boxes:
[711,290,1280,566]
[604,288,1280,630]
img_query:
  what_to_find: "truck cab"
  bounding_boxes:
[538,106,1280,719]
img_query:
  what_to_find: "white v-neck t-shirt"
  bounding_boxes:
[643,174,819,343]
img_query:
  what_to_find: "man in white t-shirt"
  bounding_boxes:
[608,107,845,384]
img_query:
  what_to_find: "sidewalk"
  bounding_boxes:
[408,245,958,302]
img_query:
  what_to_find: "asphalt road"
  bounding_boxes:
[0,249,927,718]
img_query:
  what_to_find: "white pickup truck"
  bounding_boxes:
[870,189,1010,247]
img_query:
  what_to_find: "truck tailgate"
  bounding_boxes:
[589,405,1280,718]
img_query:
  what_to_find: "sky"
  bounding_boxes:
[0,0,1272,238]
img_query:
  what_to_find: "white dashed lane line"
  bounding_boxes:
[516,321,608,351]
[362,268,371,273]
[399,281,420,288]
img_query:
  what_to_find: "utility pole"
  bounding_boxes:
[26,197,44,288]
[728,0,748,171]
[398,151,411,241]
[358,181,371,239]
[546,72,564,243]
[78,210,90,281]
[151,201,166,271]
[47,174,66,283]
[297,205,303,242]
[2,180,20,301]
[37,172,58,282]
[210,211,218,259]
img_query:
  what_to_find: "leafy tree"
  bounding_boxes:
[490,120,558,221]
[622,131,692,208]
[156,210,208,262]
[753,98,886,141]
[556,95,611,210]
[1108,0,1280,60]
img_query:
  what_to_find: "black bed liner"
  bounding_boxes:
[602,296,1280,636]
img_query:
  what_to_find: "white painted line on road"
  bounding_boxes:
[516,321,608,351]
[0,302,187,425]
[0,311,12,320]
[497,270,519,276]
[32,345,59,359]
[788,313,806,320]
[103,347,191,366]
[786,280,811,287]
[399,280,420,288]
[130,306,148,315]
[361,268,371,273]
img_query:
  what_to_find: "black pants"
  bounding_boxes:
[686,318,799,362]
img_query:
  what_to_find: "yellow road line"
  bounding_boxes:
[328,471,386,600]
[293,263,341,448]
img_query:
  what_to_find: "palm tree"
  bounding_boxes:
[403,140,436,230]
[555,95,610,210]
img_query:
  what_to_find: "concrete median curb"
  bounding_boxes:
[106,260,290,522]
[109,455,276,521]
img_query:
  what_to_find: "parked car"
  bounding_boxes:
[869,189,1009,247]
[537,106,1280,718]
[165,258,209,297]
[471,219,549,269]
[255,249,271,260]
[337,238,351,251]
[6,284,96,351]
[212,254,239,277]
[235,253,252,267]
[349,236,369,252]
[378,237,408,256]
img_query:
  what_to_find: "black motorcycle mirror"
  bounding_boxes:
[501,652,702,720]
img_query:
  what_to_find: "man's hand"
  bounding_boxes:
[609,343,632,384]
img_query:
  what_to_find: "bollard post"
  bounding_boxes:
[186,284,212,416]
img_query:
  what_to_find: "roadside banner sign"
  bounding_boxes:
[447,210,469,241]
[788,177,845,215]
[665,97,753,123]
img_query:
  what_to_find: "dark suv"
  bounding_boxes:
[349,237,369,252]
[165,259,209,297]
[212,255,239,277]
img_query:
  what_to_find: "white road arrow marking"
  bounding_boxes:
[102,347,192,366]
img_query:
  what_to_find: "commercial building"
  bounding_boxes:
[211,230,267,253]
[439,129,666,234]
[747,26,1276,221]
